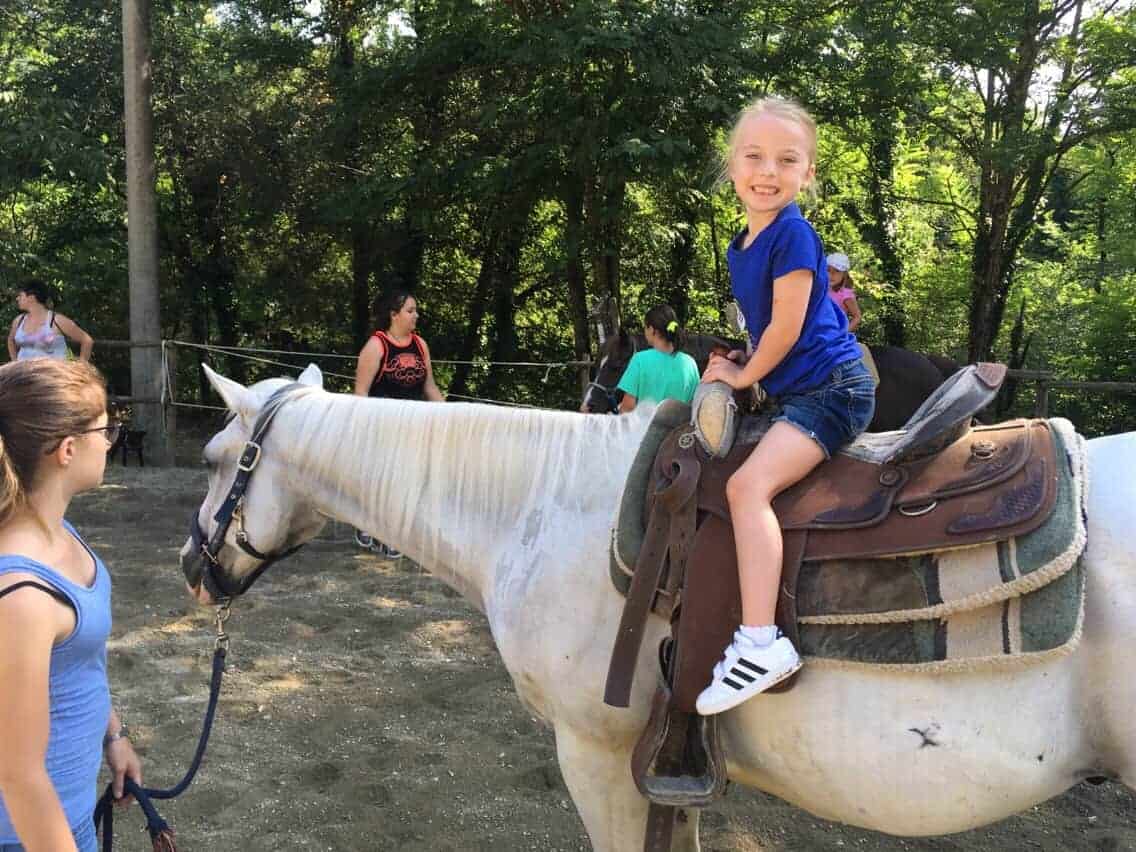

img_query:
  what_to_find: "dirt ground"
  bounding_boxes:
[75,464,1134,852]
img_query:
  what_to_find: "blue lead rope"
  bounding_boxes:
[94,641,228,852]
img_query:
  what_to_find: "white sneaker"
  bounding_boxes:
[695,630,802,716]
[354,531,374,549]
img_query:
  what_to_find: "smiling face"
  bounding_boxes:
[729,112,815,229]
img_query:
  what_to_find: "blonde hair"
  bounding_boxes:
[0,360,107,526]
[717,96,819,189]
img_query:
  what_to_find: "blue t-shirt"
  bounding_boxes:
[727,203,861,396]
[0,522,111,846]
[616,348,700,405]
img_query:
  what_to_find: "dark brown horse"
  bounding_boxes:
[580,329,961,433]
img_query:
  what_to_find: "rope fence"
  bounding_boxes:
[97,338,1136,426]
[157,339,593,412]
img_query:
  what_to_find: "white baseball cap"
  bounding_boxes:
[826,252,851,272]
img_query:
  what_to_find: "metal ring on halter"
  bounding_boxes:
[898,500,938,517]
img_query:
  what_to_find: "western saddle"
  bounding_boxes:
[603,363,1062,852]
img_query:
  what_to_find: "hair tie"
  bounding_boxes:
[666,320,678,333]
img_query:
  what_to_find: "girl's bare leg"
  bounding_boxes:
[725,421,826,625]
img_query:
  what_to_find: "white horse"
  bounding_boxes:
[180,365,1136,851]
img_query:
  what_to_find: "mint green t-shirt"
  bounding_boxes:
[617,348,700,405]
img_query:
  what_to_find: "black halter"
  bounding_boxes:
[187,382,306,601]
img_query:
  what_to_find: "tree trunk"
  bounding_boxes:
[484,227,524,400]
[864,117,906,346]
[967,4,1041,362]
[586,173,626,322]
[564,180,590,394]
[450,230,499,398]
[351,224,373,348]
[122,0,171,463]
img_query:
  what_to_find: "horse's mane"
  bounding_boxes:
[283,390,653,581]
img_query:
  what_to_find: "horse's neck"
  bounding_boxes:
[277,394,650,611]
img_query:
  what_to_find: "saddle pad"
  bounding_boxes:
[798,417,1087,671]
[611,400,690,591]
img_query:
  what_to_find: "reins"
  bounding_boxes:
[93,604,233,852]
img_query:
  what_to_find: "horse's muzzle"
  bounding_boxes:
[179,535,205,593]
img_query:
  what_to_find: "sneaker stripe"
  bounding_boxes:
[728,667,756,684]
[735,658,768,676]
[722,676,747,690]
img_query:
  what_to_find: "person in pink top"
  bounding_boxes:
[825,252,862,332]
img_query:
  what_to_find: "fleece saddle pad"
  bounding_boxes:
[611,415,1088,673]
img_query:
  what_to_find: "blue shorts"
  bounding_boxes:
[771,358,875,458]
[0,816,96,852]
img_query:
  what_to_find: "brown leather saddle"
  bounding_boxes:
[603,363,1061,852]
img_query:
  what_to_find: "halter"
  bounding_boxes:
[186,382,307,601]
[583,335,643,413]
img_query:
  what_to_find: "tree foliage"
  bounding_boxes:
[1,0,1133,432]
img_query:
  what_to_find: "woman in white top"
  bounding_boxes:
[7,280,93,362]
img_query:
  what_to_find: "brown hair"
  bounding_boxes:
[0,360,107,525]
[373,289,414,332]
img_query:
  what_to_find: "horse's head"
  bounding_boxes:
[580,327,641,414]
[179,363,329,605]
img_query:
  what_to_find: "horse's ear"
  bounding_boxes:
[296,364,323,388]
[202,363,255,418]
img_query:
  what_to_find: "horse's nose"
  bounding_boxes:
[179,536,206,594]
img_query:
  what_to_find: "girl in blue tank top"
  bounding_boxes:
[695,98,876,716]
[0,359,142,852]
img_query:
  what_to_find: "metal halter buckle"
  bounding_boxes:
[237,442,262,472]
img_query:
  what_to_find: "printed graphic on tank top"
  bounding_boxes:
[14,312,68,361]
[368,331,428,400]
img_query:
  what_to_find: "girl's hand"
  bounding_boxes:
[105,738,142,806]
[701,353,744,389]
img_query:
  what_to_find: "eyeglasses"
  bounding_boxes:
[78,423,122,445]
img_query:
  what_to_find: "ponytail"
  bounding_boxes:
[0,433,24,528]
[644,305,685,352]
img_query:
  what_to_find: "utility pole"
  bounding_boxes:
[122,0,172,464]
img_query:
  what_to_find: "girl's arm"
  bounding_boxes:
[842,294,862,332]
[0,586,80,851]
[353,337,385,396]
[618,393,638,413]
[419,339,446,402]
[703,268,812,389]
[54,314,93,362]
[8,317,20,361]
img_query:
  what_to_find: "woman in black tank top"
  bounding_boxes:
[351,290,444,555]
[353,291,444,402]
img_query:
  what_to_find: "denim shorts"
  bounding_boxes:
[0,816,96,852]
[772,358,876,458]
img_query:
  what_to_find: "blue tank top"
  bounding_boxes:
[0,522,112,844]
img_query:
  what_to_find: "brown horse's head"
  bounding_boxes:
[580,328,643,414]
